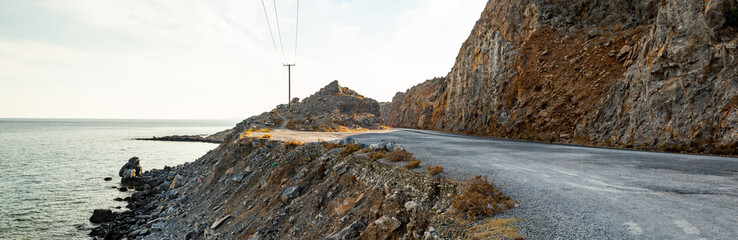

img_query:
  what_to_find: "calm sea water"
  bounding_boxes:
[0,119,235,239]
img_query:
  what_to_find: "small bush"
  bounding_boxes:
[388,149,414,162]
[254,128,272,132]
[285,140,303,147]
[320,140,344,150]
[727,8,738,27]
[260,134,272,139]
[367,151,386,161]
[451,176,518,218]
[405,160,421,169]
[427,166,443,176]
[340,144,362,156]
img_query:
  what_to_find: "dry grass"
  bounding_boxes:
[388,149,415,162]
[320,140,344,150]
[405,160,421,169]
[466,218,525,240]
[254,128,272,132]
[427,166,443,176]
[452,176,518,218]
[260,134,272,139]
[340,144,362,157]
[367,151,386,161]
[285,140,303,147]
[238,128,253,141]
[405,159,420,169]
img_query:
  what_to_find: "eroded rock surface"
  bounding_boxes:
[384,0,738,155]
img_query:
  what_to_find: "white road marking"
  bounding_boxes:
[623,221,644,235]
[673,220,700,235]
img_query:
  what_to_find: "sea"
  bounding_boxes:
[0,118,236,239]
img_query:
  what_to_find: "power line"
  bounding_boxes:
[293,0,299,64]
[261,0,283,63]
[272,0,286,64]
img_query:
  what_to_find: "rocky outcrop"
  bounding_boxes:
[235,80,387,132]
[90,134,515,239]
[119,157,142,184]
[385,0,738,155]
[136,129,234,144]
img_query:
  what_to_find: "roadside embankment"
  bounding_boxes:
[90,134,518,240]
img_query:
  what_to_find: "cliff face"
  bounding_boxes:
[386,0,738,154]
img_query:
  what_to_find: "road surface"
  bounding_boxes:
[348,129,738,240]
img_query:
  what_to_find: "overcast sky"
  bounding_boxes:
[0,0,487,119]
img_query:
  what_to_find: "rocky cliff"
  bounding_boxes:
[385,0,738,155]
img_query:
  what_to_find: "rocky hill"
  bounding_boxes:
[90,136,519,239]
[236,80,387,133]
[384,0,738,155]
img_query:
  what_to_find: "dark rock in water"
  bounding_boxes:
[119,156,142,184]
[118,186,129,192]
[89,209,113,223]
[113,197,123,201]
[103,177,112,181]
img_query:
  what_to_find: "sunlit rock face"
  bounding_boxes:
[385,0,738,155]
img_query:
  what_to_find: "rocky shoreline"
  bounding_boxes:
[89,136,518,240]
[135,129,234,144]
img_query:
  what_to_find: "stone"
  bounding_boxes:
[231,173,245,183]
[326,219,367,240]
[374,216,401,232]
[90,209,113,223]
[118,186,129,192]
[119,157,142,184]
[405,201,418,211]
[281,186,301,203]
[104,177,112,181]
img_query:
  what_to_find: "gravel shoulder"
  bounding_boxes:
[342,128,738,240]
[250,129,398,143]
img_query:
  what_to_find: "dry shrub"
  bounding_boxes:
[320,140,344,150]
[254,128,272,132]
[260,134,272,139]
[452,176,517,218]
[388,149,414,162]
[405,160,421,169]
[340,144,362,156]
[427,166,443,176]
[367,151,386,161]
[466,218,524,240]
[285,140,303,147]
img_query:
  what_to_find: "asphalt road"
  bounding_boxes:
[349,129,738,240]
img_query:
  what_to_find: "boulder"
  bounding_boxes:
[119,157,142,184]
[90,209,113,223]
[281,186,301,203]
[374,216,401,232]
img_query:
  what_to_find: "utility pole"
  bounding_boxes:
[283,64,295,109]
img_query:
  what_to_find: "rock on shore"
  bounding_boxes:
[119,157,142,185]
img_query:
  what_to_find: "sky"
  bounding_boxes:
[0,0,487,119]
